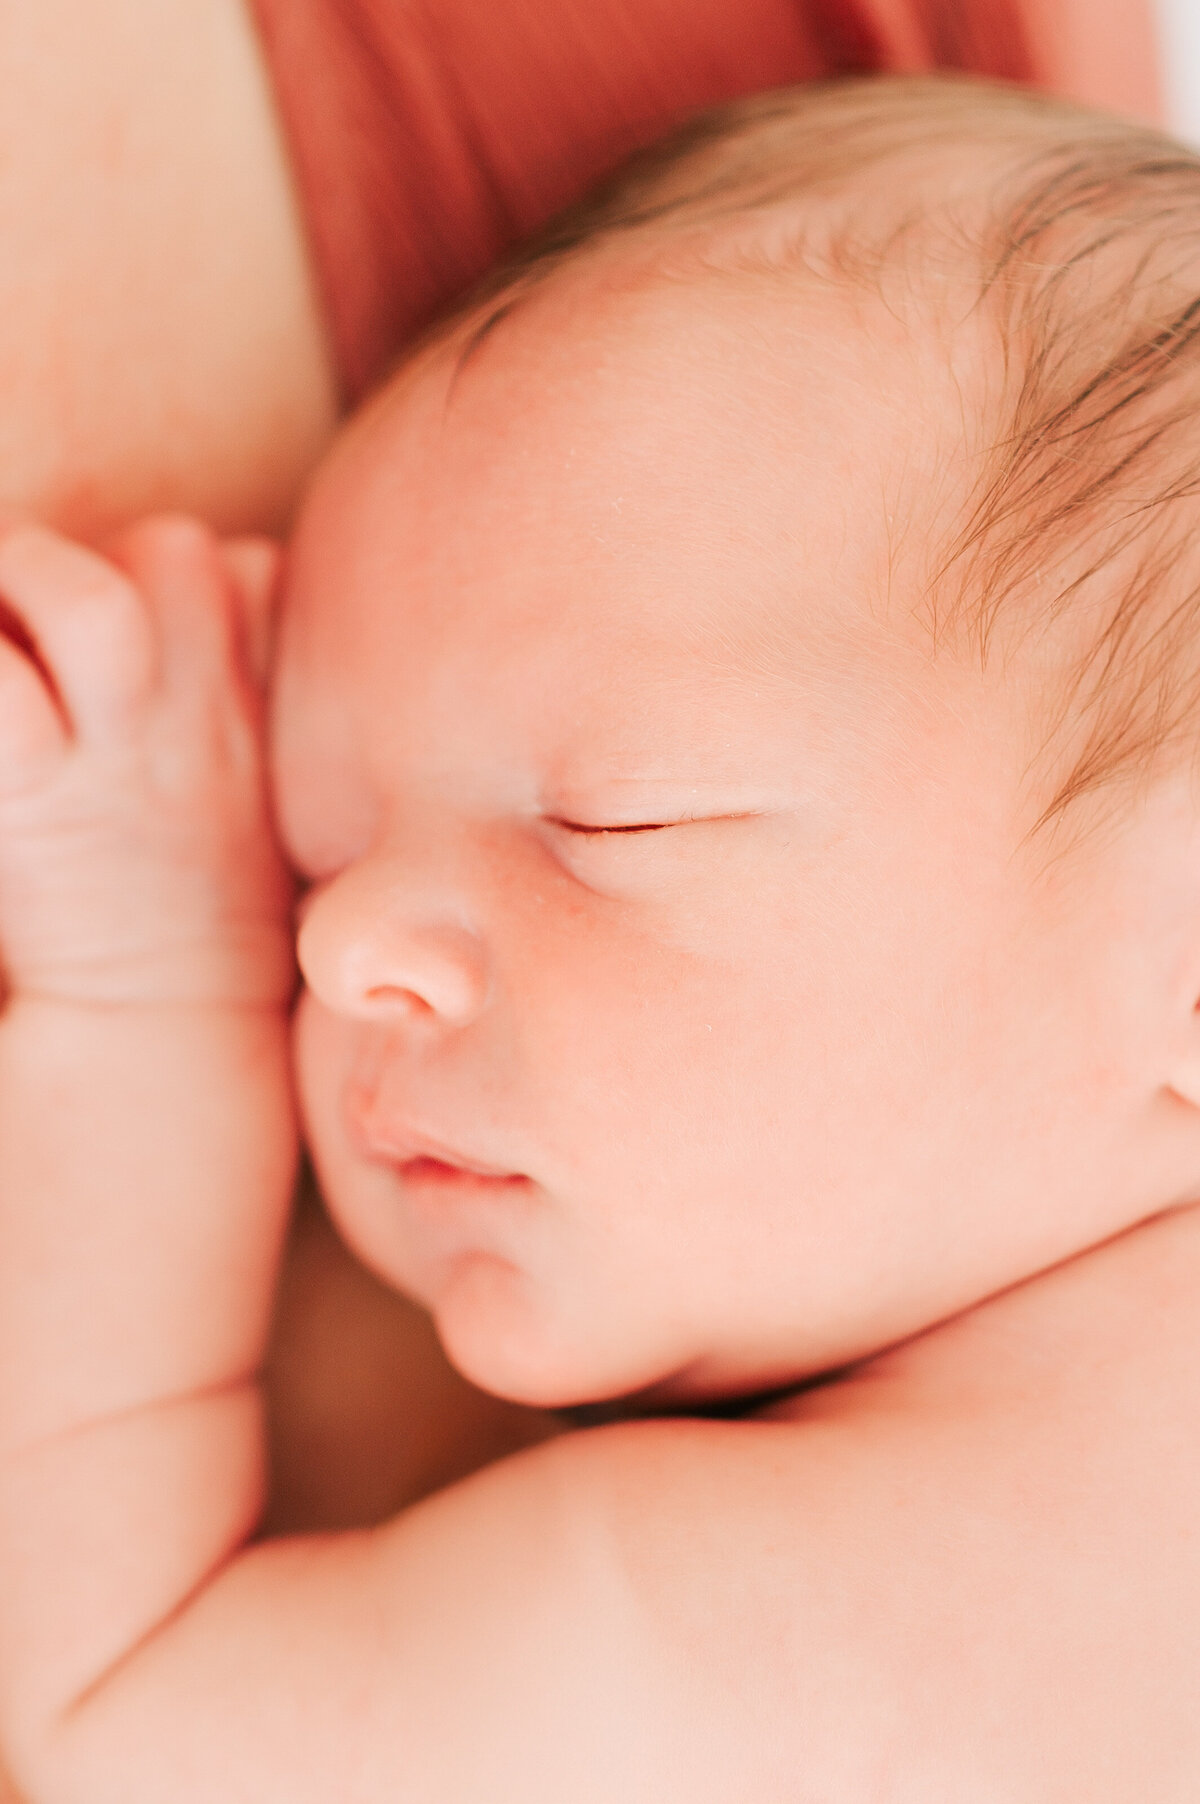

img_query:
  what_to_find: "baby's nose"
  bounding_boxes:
[296,855,489,1026]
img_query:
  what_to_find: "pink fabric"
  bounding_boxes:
[247,0,1160,401]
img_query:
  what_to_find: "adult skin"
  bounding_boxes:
[0,0,336,539]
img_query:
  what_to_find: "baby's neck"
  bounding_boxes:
[762,1197,1200,1428]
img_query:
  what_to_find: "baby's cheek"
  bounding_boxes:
[293,990,358,1183]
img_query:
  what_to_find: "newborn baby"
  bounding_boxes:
[3,73,1200,1801]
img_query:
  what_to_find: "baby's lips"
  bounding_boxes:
[377,1130,521,1182]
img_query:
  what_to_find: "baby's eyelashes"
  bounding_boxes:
[540,810,768,899]
[544,809,764,837]
[545,816,674,835]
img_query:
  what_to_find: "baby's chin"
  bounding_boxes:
[428,1251,703,1410]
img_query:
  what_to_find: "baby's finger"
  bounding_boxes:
[105,515,238,699]
[0,526,154,741]
[219,536,281,689]
[0,623,68,790]
[106,515,263,710]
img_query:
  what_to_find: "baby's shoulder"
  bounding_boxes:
[548,1203,1200,1796]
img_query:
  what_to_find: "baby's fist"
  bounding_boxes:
[0,518,293,1005]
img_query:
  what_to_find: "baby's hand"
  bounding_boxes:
[0,518,293,1005]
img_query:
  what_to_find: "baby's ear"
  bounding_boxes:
[1160,895,1200,1107]
[1124,797,1200,1116]
[1168,992,1200,1112]
[218,536,282,687]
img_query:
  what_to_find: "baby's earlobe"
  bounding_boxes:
[1162,991,1200,1112]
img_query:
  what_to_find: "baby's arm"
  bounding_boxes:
[0,521,296,1785]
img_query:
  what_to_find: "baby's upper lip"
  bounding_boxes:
[344,1057,528,1178]
[355,1112,524,1180]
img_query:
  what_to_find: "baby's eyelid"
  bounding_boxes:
[544,808,766,836]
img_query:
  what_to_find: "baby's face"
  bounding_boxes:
[273,270,1161,1407]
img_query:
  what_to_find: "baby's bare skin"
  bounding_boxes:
[3,243,1200,1803]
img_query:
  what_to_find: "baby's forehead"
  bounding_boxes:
[285,79,1200,860]
[306,299,949,747]
[277,258,993,846]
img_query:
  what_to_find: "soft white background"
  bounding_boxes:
[1157,0,1200,143]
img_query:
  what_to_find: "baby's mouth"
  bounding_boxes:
[397,1151,527,1187]
[352,1109,528,1186]
[344,1070,531,1187]
[389,1151,536,1225]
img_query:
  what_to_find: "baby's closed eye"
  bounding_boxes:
[545,816,676,835]
[542,809,765,895]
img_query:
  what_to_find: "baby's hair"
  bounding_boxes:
[445,77,1200,830]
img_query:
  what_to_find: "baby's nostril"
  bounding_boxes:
[364,982,430,1014]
